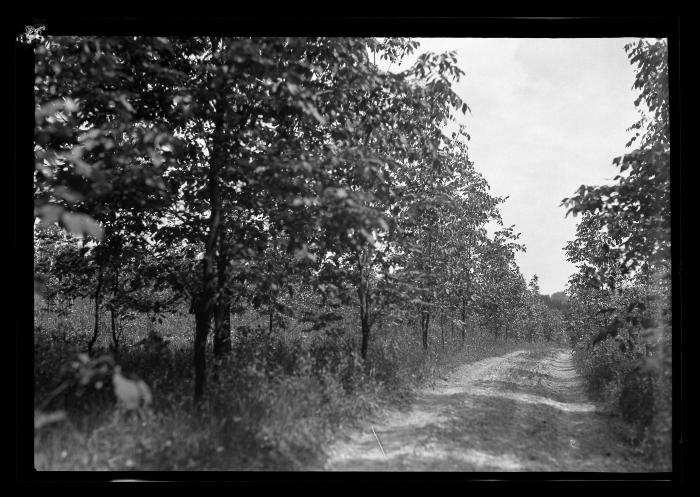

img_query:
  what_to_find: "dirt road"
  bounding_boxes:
[324,348,647,471]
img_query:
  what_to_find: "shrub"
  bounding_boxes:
[571,325,672,470]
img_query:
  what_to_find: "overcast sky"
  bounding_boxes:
[403,38,642,296]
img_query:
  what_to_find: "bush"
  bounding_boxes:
[620,366,655,429]
[571,327,671,470]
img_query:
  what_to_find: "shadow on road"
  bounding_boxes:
[325,349,646,472]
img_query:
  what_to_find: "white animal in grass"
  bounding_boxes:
[112,365,152,411]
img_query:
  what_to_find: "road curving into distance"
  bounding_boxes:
[323,348,649,472]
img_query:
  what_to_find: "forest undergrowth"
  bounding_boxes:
[34,299,547,470]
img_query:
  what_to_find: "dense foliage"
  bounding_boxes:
[561,38,671,469]
[32,35,571,469]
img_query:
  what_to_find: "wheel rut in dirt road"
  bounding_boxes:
[323,348,647,471]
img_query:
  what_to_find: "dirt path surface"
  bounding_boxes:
[324,348,647,471]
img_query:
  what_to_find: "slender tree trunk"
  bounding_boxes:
[213,228,232,357]
[461,297,467,342]
[213,298,231,356]
[357,130,375,362]
[193,298,210,403]
[357,249,371,361]
[422,226,433,351]
[195,242,218,403]
[359,303,370,361]
[194,104,224,403]
[213,237,231,358]
[212,297,230,384]
[87,264,104,354]
[440,313,445,350]
[421,311,430,350]
[110,264,119,355]
[110,308,118,355]
[461,239,473,345]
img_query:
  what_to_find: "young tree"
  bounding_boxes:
[562,38,669,284]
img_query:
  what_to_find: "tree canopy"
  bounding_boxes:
[34,36,567,402]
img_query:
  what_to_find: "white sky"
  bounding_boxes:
[403,38,642,296]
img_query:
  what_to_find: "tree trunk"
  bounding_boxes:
[194,103,225,402]
[360,302,370,361]
[213,234,231,358]
[193,298,210,403]
[357,250,371,361]
[422,226,433,351]
[110,264,120,355]
[440,313,445,350]
[212,299,230,384]
[421,311,430,350]
[462,239,473,344]
[213,299,231,357]
[110,308,118,355]
[87,264,103,354]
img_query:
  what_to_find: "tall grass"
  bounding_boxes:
[34,297,551,470]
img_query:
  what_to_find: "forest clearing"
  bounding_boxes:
[25,29,673,475]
